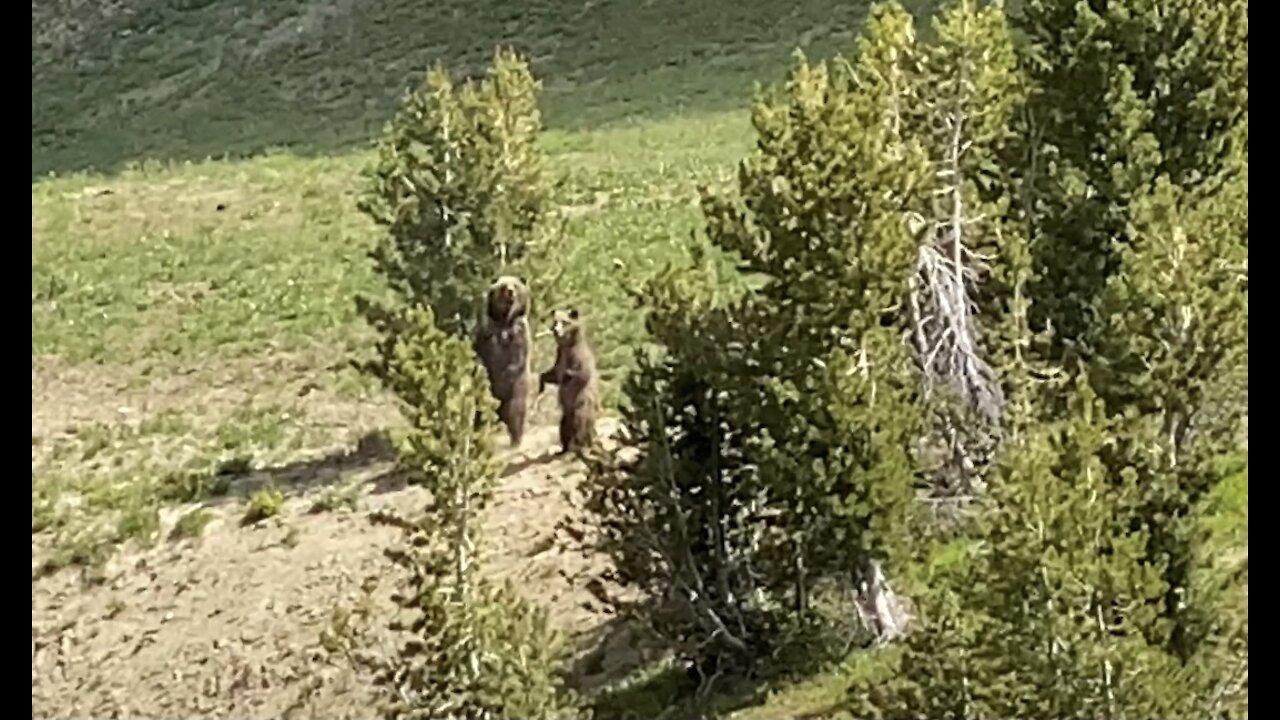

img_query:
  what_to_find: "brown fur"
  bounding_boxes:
[538,308,600,455]
[474,276,532,447]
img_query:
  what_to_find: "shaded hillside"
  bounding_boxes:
[32,0,888,177]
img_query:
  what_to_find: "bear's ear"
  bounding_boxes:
[568,308,579,320]
[518,275,528,287]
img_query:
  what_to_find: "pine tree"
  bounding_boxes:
[590,4,934,677]
[366,307,577,720]
[588,267,778,677]
[850,380,1219,720]
[355,51,578,719]
[1088,176,1248,662]
[700,7,932,645]
[356,47,550,346]
[1017,0,1248,351]
[1015,0,1249,661]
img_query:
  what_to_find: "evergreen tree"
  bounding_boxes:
[1015,0,1249,660]
[842,3,1249,707]
[1017,0,1248,351]
[367,307,577,720]
[701,5,931,644]
[357,47,550,347]
[589,268,778,677]
[1089,176,1248,661]
[850,380,1220,719]
[355,51,578,719]
[590,4,934,676]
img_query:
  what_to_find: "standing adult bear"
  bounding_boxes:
[474,276,532,447]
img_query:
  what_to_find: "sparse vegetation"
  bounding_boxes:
[281,523,303,549]
[156,468,232,504]
[242,485,285,526]
[171,507,215,540]
[308,482,363,514]
[32,0,1245,718]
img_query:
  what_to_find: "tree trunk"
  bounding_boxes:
[855,559,910,643]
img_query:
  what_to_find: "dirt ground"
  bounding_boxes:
[31,418,647,719]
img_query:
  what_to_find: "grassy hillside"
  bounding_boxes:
[33,0,882,178]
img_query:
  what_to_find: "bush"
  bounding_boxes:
[241,485,284,526]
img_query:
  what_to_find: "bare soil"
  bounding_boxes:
[31,419,647,719]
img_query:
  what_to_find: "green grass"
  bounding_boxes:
[1200,456,1249,604]
[1204,455,1249,545]
[32,114,752,367]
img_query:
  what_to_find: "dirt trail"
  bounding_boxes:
[32,420,638,720]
